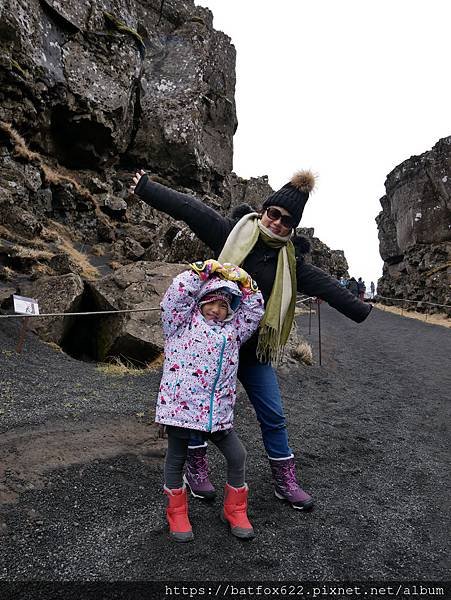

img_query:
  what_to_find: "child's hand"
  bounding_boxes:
[217,263,259,292]
[190,259,223,280]
[190,260,258,291]
[129,169,146,195]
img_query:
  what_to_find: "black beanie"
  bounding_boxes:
[262,170,316,226]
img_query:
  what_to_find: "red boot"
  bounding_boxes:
[221,483,255,540]
[164,485,194,542]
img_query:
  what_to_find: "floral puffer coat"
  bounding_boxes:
[156,269,264,433]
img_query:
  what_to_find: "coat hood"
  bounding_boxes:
[198,275,242,312]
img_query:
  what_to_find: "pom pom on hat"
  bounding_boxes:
[290,170,316,194]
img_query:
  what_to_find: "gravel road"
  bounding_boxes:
[0,305,449,583]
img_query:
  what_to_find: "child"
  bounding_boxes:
[157,259,264,542]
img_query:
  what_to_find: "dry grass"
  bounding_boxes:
[1,222,97,279]
[290,340,314,365]
[40,227,60,243]
[375,303,451,329]
[0,224,47,249]
[10,245,54,261]
[41,164,99,209]
[0,265,15,280]
[96,354,164,376]
[0,121,103,218]
[0,121,40,161]
[109,261,123,270]
[43,341,64,353]
[44,220,99,280]
[58,239,99,280]
[91,244,106,257]
[45,220,75,242]
[31,263,53,276]
[147,353,165,370]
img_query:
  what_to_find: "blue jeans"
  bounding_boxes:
[189,362,292,459]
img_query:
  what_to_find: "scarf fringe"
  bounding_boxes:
[256,324,286,366]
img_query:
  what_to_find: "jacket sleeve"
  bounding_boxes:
[296,262,372,323]
[160,270,205,338]
[134,174,232,254]
[232,290,265,345]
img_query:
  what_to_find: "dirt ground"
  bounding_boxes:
[0,305,449,583]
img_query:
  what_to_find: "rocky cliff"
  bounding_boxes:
[0,0,351,361]
[376,137,451,313]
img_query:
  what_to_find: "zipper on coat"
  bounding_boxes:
[208,335,226,432]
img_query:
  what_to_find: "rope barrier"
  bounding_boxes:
[296,295,316,304]
[0,307,160,319]
[376,296,451,309]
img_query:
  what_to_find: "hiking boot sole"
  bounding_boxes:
[274,490,314,511]
[170,530,194,543]
[220,512,255,540]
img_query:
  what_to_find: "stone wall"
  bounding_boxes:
[376,137,451,312]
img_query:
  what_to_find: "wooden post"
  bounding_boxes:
[16,318,30,353]
[308,300,312,335]
[317,298,322,366]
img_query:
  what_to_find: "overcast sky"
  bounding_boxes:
[196,0,450,287]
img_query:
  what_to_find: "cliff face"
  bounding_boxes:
[0,0,351,347]
[376,137,451,311]
[0,0,236,189]
[0,0,237,282]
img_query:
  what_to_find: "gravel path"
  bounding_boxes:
[0,306,449,582]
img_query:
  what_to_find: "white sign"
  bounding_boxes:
[13,295,40,315]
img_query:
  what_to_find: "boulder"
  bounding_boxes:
[19,273,84,343]
[87,261,185,362]
[0,283,16,305]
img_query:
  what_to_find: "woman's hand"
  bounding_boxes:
[129,169,146,195]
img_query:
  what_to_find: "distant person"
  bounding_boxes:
[357,277,366,301]
[347,277,359,297]
[370,281,375,298]
[339,276,347,288]
[157,260,263,542]
[130,168,372,512]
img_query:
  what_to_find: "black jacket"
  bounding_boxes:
[135,175,372,362]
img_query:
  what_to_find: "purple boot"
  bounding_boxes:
[269,455,314,510]
[183,443,217,501]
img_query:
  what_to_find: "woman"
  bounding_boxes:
[130,169,372,510]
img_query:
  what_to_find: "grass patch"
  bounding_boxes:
[0,265,15,281]
[0,224,47,249]
[58,239,99,280]
[96,354,164,377]
[43,341,63,353]
[0,121,110,225]
[375,303,451,328]
[10,244,54,261]
[0,121,40,161]
[91,244,106,257]
[44,221,99,280]
[290,340,313,365]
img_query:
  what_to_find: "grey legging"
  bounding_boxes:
[165,429,247,489]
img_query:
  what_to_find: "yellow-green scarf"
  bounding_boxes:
[218,213,297,364]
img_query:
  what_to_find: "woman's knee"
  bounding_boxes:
[257,410,287,431]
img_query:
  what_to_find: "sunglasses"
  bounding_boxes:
[265,207,295,229]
